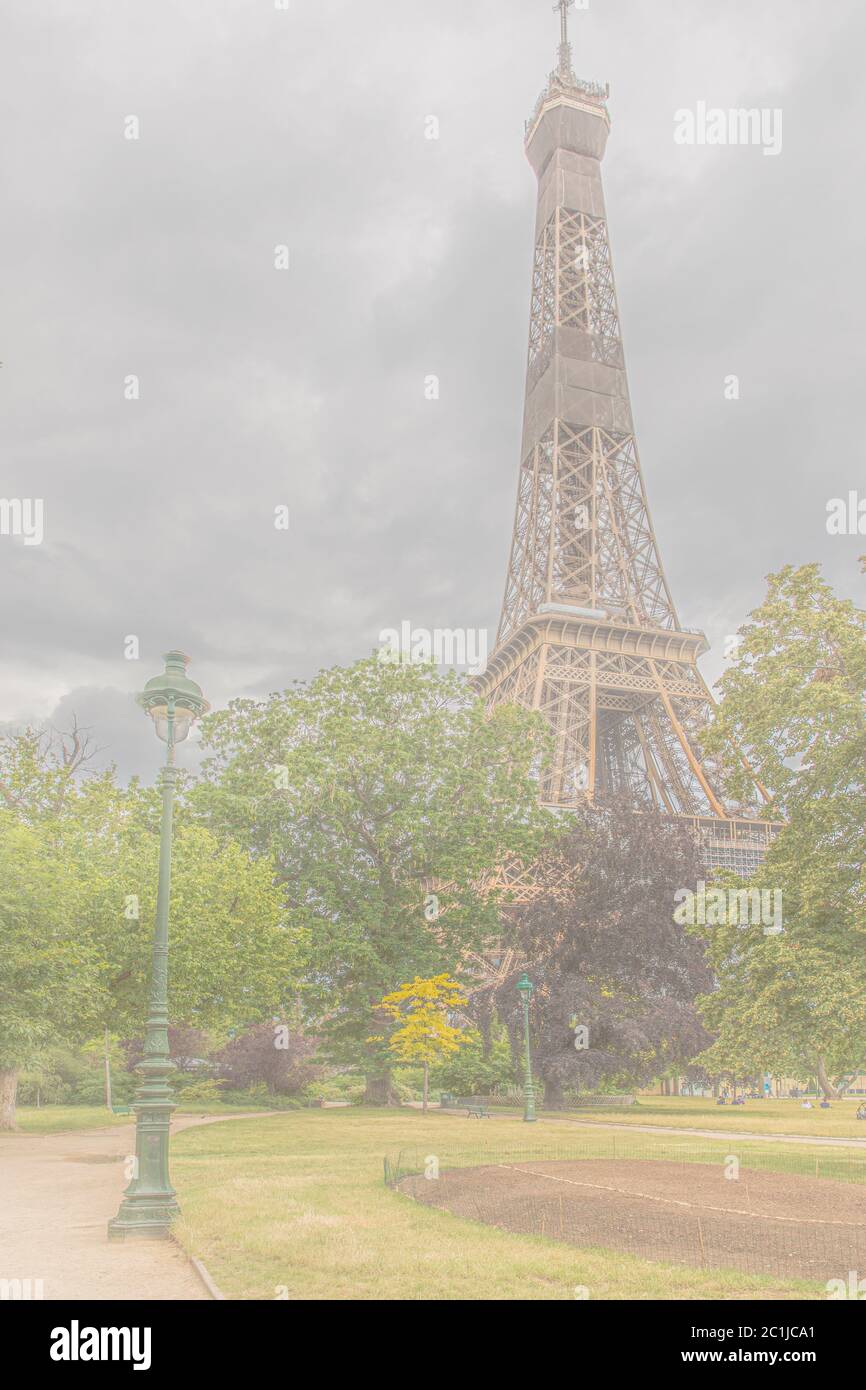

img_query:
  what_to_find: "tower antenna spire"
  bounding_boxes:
[553,0,576,81]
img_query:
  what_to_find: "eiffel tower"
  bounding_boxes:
[477,3,776,878]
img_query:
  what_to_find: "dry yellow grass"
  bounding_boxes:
[170,1108,832,1301]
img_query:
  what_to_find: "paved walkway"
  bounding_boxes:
[556,1118,866,1150]
[441,1107,866,1149]
[1,1113,274,1301]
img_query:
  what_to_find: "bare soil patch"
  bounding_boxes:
[401,1158,866,1282]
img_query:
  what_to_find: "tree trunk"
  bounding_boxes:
[816,1056,839,1101]
[104,1028,113,1110]
[422,1062,429,1113]
[363,1074,397,1106]
[0,1068,18,1131]
[543,1075,564,1109]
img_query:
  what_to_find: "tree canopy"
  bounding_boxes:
[193,657,554,1096]
[695,563,866,1095]
[0,723,304,1126]
[490,799,712,1103]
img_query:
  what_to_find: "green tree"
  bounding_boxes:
[697,563,866,1096]
[694,923,866,1097]
[194,657,553,1101]
[103,820,303,1037]
[0,814,107,1127]
[0,718,101,821]
[0,725,305,1126]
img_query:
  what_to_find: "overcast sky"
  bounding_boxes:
[1,0,864,783]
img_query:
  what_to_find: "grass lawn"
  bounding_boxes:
[553,1095,866,1140]
[15,1095,864,1141]
[169,1108,838,1301]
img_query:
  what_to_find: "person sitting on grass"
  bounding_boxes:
[856,1102,866,1121]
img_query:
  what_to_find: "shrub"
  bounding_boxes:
[176,1078,227,1104]
[431,1032,515,1096]
[122,1026,213,1073]
[71,1070,135,1106]
[213,1023,322,1096]
[17,1070,70,1105]
[215,1088,306,1109]
[303,1076,365,1104]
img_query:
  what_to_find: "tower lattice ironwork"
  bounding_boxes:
[476,8,776,879]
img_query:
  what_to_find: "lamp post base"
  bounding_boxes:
[108,1197,180,1241]
[107,1088,178,1241]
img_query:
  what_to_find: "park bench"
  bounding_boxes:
[465,1103,490,1119]
[111,1104,132,1115]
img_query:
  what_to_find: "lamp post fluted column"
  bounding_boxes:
[108,652,208,1240]
[516,973,536,1123]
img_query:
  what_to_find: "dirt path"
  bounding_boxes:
[0,1112,274,1301]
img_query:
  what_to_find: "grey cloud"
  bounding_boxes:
[1,0,863,775]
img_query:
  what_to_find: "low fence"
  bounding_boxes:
[383,1135,866,1286]
[441,1091,635,1111]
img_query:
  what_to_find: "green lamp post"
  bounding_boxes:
[516,973,536,1123]
[108,651,209,1240]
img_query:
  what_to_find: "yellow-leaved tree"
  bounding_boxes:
[372,975,471,1112]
